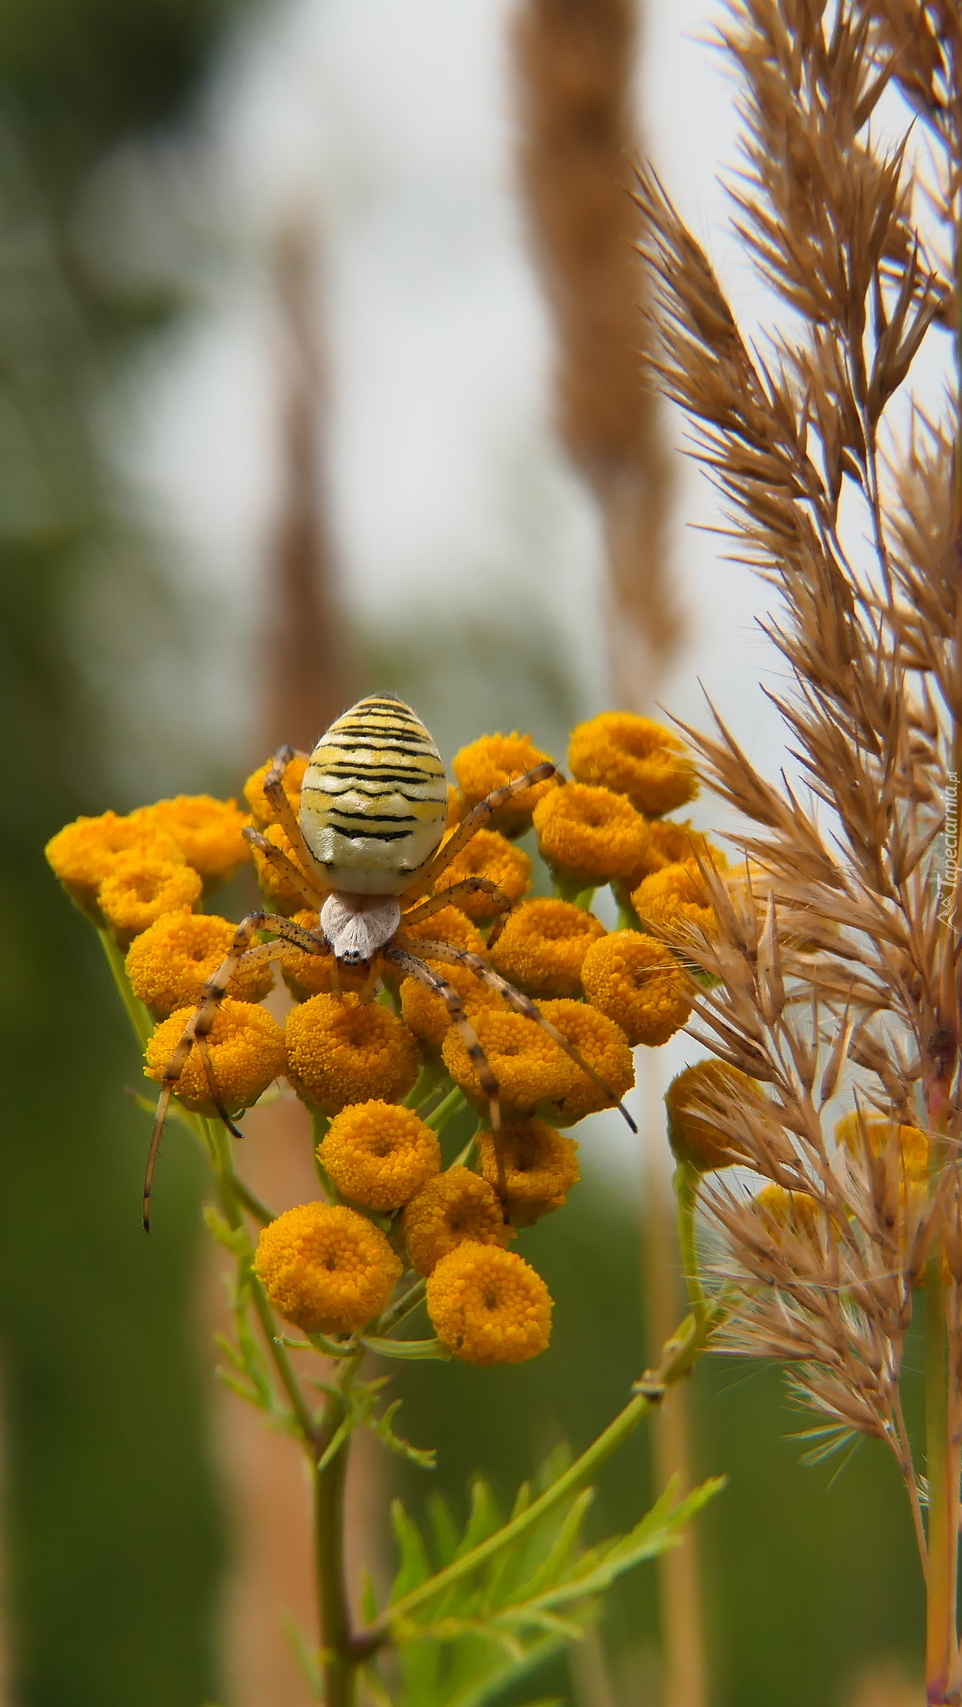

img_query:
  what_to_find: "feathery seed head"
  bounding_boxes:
[632,858,716,941]
[665,1060,763,1173]
[286,994,419,1113]
[489,897,606,998]
[254,1202,402,1336]
[403,1166,512,1276]
[320,1101,441,1211]
[145,999,286,1114]
[581,931,693,1046]
[126,909,274,1016]
[426,1244,552,1365]
[568,713,698,816]
[834,1112,929,1183]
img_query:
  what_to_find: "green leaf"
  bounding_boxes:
[373,1400,436,1471]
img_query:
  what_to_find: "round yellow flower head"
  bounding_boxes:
[632,859,715,941]
[532,782,651,886]
[754,1184,821,1242]
[286,993,419,1113]
[426,1244,552,1365]
[145,998,286,1114]
[129,796,250,888]
[400,960,505,1054]
[403,1166,512,1276]
[490,898,605,999]
[452,732,559,835]
[98,853,203,948]
[126,909,274,1017]
[243,755,308,830]
[250,823,317,915]
[254,1202,402,1336]
[624,820,720,888]
[402,905,486,957]
[665,1059,763,1173]
[320,1101,441,1211]
[477,1119,579,1226]
[45,811,184,915]
[434,828,532,921]
[279,910,368,1000]
[537,999,634,1124]
[834,1112,929,1182]
[581,932,692,1047]
[569,713,698,817]
[441,1009,576,1114]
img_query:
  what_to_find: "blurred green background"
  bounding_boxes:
[1,0,925,1703]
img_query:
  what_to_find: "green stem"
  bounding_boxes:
[315,1358,362,1707]
[423,1085,467,1132]
[926,1247,955,1704]
[674,1162,707,1323]
[97,928,153,1047]
[357,1302,721,1647]
[376,1278,427,1337]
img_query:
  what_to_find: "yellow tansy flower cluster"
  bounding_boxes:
[126,910,274,1016]
[286,994,420,1113]
[243,755,309,828]
[490,898,605,999]
[569,712,698,817]
[254,1202,402,1335]
[320,1102,440,1212]
[452,732,559,834]
[434,827,532,920]
[665,1060,764,1174]
[426,1244,552,1365]
[632,858,716,941]
[533,782,651,887]
[99,854,203,948]
[145,999,286,1115]
[130,795,249,888]
[477,1119,579,1226]
[442,1010,575,1114]
[581,932,692,1047]
[403,1167,512,1277]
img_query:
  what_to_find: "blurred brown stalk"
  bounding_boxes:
[512,0,680,708]
[513,8,698,1707]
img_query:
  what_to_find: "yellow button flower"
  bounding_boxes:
[400,960,505,1054]
[489,898,606,998]
[320,1101,441,1212]
[753,1184,821,1241]
[251,823,318,915]
[45,811,185,915]
[477,1119,579,1226]
[452,732,559,835]
[279,910,368,1000]
[286,994,420,1113]
[402,905,486,956]
[834,1112,929,1182]
[665,1059,763,1173]
[446,785,468,829]
[441,1010,576,1113]
[631,859,715,941]
[254,1202,402,1336]
[433,828,532,921]
[426,1244,552,1365]
[581,932,692,1047]
[569,713,698,817]
[126,909,274,1017]
[145,998,286,1114]
[532,782,651,886]
[402,1166,511,1276]
[537,1000,635,1124]
[98,853,203,948]
[243,755,309,829]
[624,819,722,887]
[130,795,250,888]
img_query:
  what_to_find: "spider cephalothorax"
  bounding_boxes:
[143,693,636,1226]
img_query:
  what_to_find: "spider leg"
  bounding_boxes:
[401,878,512,930]
[243,823,326,911]
[403,762,561,900]
[143,909,327,1229]
[262,746,330,889]
[397,936,638,1135]
[385,944,509,1206]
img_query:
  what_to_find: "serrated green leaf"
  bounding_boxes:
[427,1493,462,1569]
[373,1399,436,1470]
[457,1479,503,1558]
[359,1569,379,1626]
[390,1501,433,1601]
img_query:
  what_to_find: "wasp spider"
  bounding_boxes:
[144,693,636,1226]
